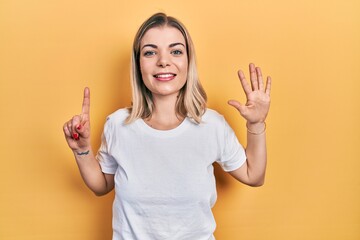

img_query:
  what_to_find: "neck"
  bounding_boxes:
[145,93,184,130]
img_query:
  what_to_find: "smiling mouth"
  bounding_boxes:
[153,73,177,81]
[154,73,176,78]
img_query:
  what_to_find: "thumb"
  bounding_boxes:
[75,121,90,138]
[228,100,247,116]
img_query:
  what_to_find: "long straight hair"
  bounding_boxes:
[126,12,207,124]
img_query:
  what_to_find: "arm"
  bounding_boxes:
[228,63,271,187]
[72,148,114,196]
[63,87,114,196]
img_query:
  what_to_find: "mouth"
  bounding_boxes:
[153,73,177,81]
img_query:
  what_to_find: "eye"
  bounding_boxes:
[171,49,183,55]
[143,51,155,57]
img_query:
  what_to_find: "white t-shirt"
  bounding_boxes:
[97,108,246,240]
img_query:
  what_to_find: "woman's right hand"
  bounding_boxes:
[63,87,91,152]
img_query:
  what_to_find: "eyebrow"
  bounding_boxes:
[141,42,185,50]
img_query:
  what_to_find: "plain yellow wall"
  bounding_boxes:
[1,0,359,239]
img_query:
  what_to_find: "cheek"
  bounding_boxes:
[180,63,188,80]
[139,61,152,82]
[139,60,146,74]
[176,58,188,76]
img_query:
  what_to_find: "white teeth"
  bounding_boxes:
[155,74,175,78]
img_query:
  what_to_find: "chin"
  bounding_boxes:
[153,89,181,97]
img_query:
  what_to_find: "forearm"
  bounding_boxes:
[245,122,267,185]
[73,148,111,196]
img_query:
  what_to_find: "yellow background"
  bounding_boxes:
[1,0,359,239]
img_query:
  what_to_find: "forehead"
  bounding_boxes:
[140,26,186,46]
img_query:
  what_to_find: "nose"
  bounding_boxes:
[157,53,170,68]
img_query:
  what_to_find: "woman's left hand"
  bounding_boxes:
[228,63,271,124]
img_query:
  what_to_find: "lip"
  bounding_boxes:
[153,72,177,81]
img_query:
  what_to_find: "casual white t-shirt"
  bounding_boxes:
[97,108,246,240]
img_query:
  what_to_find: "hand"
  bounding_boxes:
[228,63,271,124]
[63,87,91,151]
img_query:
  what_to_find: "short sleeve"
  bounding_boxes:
[217,117,247,172]
[96,118,118,174]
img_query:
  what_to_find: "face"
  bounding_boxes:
[139,26,188,99]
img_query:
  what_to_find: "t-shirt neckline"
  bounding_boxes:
[136,117,192,138]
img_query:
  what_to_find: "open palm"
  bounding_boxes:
[228,63,271,124]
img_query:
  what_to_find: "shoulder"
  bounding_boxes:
[202,108,225,124]
[197,108,227,131]
[105,108,130,127]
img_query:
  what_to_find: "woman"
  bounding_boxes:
[63,12,271,240]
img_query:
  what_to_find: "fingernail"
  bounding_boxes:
[73,133,79,140]
[77,125,82,130]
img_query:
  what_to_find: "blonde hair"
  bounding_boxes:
[126,12,207,124]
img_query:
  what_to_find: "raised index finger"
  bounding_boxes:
[82,87,90,116]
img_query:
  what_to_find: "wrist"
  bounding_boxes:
[246,122,266,135]
[73,147,92,156]
[76,150,90,156]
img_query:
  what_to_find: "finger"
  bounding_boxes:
[256,67,264,91]
[67,121,73,134]
[228,100,247,116]
[72,115,82,139]
[265,76,272,96]
[249,63,258,90]
[66,121,76,139]
[238,70,252,96]
[81,87,90,122]
[75,117,89,138]
[63,122,72,138]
